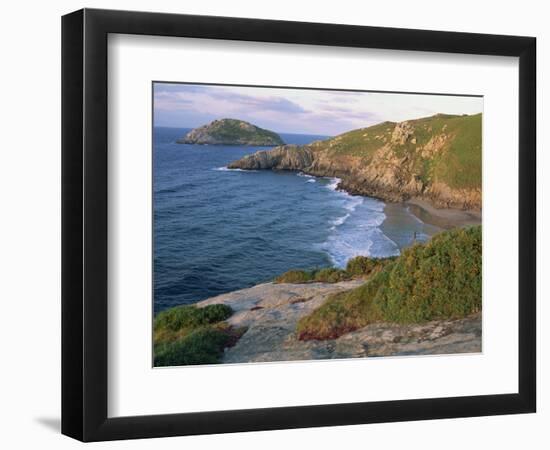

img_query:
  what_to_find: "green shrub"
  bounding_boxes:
[345,255,395,277]
[274,267,349,284]
[154,327,231,367]
[313,268,348,283]
[154,303,232,333]
[297,226,481,340]
[153,303,237,366]
[274,270,315,284]
[274,256,395,285]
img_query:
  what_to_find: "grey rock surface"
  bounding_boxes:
[197,281,481,364]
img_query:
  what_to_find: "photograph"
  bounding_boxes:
[152,82,483,367]
[0,1,541,447]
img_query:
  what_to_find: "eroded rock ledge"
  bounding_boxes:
[197,281,481,364]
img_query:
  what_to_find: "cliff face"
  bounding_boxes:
[228,113,482,210]
[229,144,316,170]
[177,118,285,146]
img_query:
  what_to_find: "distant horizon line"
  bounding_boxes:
[153,111,482,137]
[153,125,334,137]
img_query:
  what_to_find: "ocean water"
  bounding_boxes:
[154,127,440,312]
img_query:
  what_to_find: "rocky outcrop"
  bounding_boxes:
[177,118,285,146]
[228,114,482,211]
[227,145,315,170]
[391,120,415,145]
[196,281,481,363]
[424,182,482,211]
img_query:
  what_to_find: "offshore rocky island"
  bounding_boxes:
[154,113,482,367]
[177,118,285,146]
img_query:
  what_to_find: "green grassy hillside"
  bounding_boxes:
[313,113,482,190]
[297,226,481,340]
[228,113,482,209]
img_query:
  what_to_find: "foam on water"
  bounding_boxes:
[215,170,399,267]
[322,217,400,267]
[214,166,257,172]
[326,177,341,191]
[320,179,400,267]
[331,213,350,229]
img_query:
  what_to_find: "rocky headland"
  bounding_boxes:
[228,113,482,211]
[177,118,285,146]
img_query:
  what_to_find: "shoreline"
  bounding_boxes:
[226,165,482,230]
[156,170,481,311]
[309,173,481,231]
[404,197,481,230]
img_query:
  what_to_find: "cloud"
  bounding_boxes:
[154,91,194,110]
[154,83,209,94]
[153,83,483,135]
[216,92,309,114]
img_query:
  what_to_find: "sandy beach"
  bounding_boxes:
[405,197,481,230]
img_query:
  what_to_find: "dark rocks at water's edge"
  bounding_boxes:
[177,118,285,146]
[227,144,316,170]
[228,113,483,211]
[228,144,475,208]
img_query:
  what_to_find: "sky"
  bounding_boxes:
[153,83,483,136]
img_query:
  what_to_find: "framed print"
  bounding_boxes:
[61,8,536,441]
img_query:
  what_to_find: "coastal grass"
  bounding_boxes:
[321,121,396,159]
[273,267,347,284]
[153,303,241,366]
[296,226,481,340]
[273,255,395,284]
[311,113,482,191]
[154,327,231,366]
[433,113,482,189]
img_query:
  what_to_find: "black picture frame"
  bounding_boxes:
[61,8,536,442]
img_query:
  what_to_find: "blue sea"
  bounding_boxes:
[153,127,440,313]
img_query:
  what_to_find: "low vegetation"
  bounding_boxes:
[296,226,481,340]
[154,303,245,366]
[273,255,396,284]
[318,113,482,190]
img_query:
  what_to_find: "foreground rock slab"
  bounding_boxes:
[197,281,481,364]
